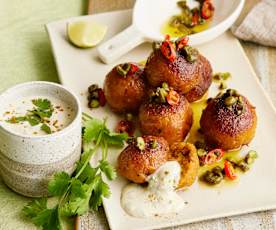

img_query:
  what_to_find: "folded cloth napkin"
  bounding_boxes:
[231,0,276,47]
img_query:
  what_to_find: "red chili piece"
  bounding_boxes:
[204,148,224,165]
[97,89,106,106]
[128,63,139,74]
[115,120,135,136]
[176,36,189,51]
[201,0,215,19]
[192,11,200,26]
[160,35,176,62]
[224,160,237,180]
[166,90,180,106]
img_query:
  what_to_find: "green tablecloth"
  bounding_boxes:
[0,1,85,229]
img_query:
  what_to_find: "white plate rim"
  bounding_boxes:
[45,10,276,230]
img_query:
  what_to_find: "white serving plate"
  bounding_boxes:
[46,10,276,230]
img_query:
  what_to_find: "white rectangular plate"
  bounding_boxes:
[46,10,276,230]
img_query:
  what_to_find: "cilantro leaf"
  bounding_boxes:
[61,179,96,216]
[34,206,60,230]
[41,123,52,134]
[70,178,86,199]
[32,99,52,110]
[48,172,70,196]
[32,108,53,119]
[99,160,117,180]
[22,199,60,230]
[90,176,111,211]
[26,115,41,126]
[23,115,125,229]
[22,198,47,218]
[83,118,105,143]
[6,116,26,124]
[103,131,128,147]
[76,163,97,184]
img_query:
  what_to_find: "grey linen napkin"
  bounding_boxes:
[231,0,276,47]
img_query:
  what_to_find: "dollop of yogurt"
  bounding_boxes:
[121,161,185,218]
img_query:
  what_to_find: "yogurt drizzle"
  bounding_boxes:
[121,161,186,218]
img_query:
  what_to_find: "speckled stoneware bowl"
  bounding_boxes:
[0,81,82,197]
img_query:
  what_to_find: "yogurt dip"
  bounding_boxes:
[121,161,186,218]
[0,81,82,197]
[1,96,75,136]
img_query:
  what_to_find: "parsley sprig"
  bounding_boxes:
[22,113,128,229]
[6,98,54,134]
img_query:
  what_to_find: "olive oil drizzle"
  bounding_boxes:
[161,18,210,38]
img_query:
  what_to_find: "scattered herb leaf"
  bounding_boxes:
[22,199,60,230]
[32,99,52,110]
[22,113,128,229]
[5,98,55,134]
[41,124,52,134]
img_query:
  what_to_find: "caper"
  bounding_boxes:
[218,72,231,81]
[152,42,161,50]
[162,82,169,90]
[159,88,168,103]
[237,161,250,172]
[212,166,223,174]
[177,0,187,9]
[219,82,227,90]
[170,16,182,28]
[244,150,258,165]
[127,137,135,145]
[125,113,133,121]
[136,137,145,151]
[236,110,242,116]
[238,96,243,103]
[183,46,198,62]
[88,84,99,93]
[88,90,99,100]
[213,74,221,81]
[149,90,156,98]
[202,169,223,185]
[224,96,237,106]
[216,92,224,98]
[116,63,131,76]
[213,72,231,82]
[150,140,158,149]
[195,140,205,149]
[226,158,238,168]
[248,150,258,159]
[89,99,100,108]
[228,89,238,96]
[198,17,205,25]
[197,148,207,157]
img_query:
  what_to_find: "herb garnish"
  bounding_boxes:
[6,98,54,134]
[22,113,128,229]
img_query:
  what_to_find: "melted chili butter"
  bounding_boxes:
[161,18,211,38]
[187,97,243,188]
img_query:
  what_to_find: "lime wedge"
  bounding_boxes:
[67,21,107,48]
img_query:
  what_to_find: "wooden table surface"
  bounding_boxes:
[80,1,276,229]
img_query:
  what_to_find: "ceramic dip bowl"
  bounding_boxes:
[0,81,82,197]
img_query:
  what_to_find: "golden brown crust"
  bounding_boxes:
[184,55,213,102]
[200,95,257,150]
[103,64,147,114]
[138,94,193,145]
[169,142,199,188]
[144,50,201,94]
[117,136,169,183]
